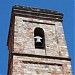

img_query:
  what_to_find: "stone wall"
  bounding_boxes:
[9,16,72,75]
[7,6,72,75]
[14,16,69,57]
[12,55,72,75]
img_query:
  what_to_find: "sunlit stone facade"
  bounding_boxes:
[7,5,72,75]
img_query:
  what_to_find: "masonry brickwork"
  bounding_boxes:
[7,5,72,75]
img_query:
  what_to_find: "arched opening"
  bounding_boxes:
[34,27,45,49]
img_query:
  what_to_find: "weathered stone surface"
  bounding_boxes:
[14,16,69,57]
[8,7,72,75]
[12,55,72,75]
[10,16,72,75]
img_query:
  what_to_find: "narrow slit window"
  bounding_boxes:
[34,27,45,49]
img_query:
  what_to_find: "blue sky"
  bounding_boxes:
[0,0,74,75]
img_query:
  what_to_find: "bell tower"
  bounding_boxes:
[7,5,72,75]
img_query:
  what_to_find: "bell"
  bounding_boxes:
[34,36,42,43]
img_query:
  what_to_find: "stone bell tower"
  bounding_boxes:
[7,5,72,75]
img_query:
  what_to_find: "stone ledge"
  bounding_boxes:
[12,52,71,61]
[12,5,64,22]
[23,20,55,25]
[22,60,62,66]
[13,5,63,16]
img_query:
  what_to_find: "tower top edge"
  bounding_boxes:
[13,5,64,16]
[12,5,64,22]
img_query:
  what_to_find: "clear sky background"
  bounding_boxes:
[0,0,74,75]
